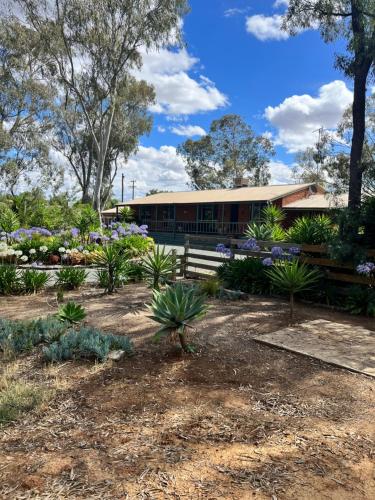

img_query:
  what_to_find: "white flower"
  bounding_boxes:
[29,248,36,255]
[58,247,66,253]
[7,248,15,256]
[65,249,72,255]
[39,246,48,253]
[82,250,90,255]
[71,248,78,253]
[20,255,28,262]
[0,231,6,236]
[15,250,23,257]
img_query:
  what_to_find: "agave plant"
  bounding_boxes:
[141,245,176,291]
[265,260,321,322]
[93,244,129,293]
[21,269,50,294]
[244,222,274,241]
[57,301,87,324]
[148,283,208,352]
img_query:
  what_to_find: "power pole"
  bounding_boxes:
[121,173,125,203]
[130,180,136,200]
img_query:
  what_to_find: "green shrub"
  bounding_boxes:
[141,245,176,291]
[73,204,100,237]
[148,283,208,352]
[0,380,47,426]
[0,316,68,354]
[116,235,154,257]
[21,269,50,294]
[93,245,129,293]
[262,205,286,225]
[287,215,335,245]
[245,222,273,241]
[55,267,87,289]
[217,258,271,295]
[57,301,87,324]
[0,206,20,234]
[43,326,133,363]
[266,260,321,321]
[0,265,21,295]
[345,285,375,317]
[199,277,221,297]
[120,206,135,223]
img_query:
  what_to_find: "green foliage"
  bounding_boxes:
[362,197,375,247]
[262,205,286,225]
[115,235,154,257]
[217,258,271,295]
[199,277,221,297]
[73,204,100,236]
[244,222,273,241]
[57,302,87,324]
[55,267,87,290]
[266,260,321,321]
[287,215,335,244]
[0,380,47,426]
[21,269,50,294]
[0,316,67,354]
[0,206,20,233]
[141,245,176,291]
[345,286,375,317]
[120,206,135,223]
[149,283,208,352]
[0,265,21,295]
[43,326,133,363]
[93,245,129,293]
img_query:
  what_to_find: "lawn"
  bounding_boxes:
[0,284,374,499]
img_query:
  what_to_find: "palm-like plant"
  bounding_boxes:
[93,244,128,293]
[120,206,135,223]
[57,301,87,324]
[0,206,20,235]
[141,245,176,291]
[262,205,286,225]
[244,222,274,241]
[148,283,208,352]
[266,260,320,322]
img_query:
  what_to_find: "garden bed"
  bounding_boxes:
[0,285,374,498]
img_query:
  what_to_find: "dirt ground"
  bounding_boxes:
[0,284,374,499]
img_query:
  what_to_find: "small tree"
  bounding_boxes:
[93,244,129,294]
[266,260,321,322]
[141,245,176,291]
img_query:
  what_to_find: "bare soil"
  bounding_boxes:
[0,284,374,499]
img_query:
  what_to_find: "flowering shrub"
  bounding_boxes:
[216,243,233,258]
[356,262,375,277]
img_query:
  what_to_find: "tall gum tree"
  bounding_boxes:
[13,0,188,215]
[283,0,375,210]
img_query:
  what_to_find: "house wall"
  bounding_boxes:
[176,204,196,221]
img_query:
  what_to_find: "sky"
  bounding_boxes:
[102,1,354,200]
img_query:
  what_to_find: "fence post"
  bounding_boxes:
[229,238,236,260]
[183,235,190,277]
[171,249,177,281]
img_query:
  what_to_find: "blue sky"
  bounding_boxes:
[119,0,353,200]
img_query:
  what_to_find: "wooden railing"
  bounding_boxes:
[143,220,249,235]
[180,234,375,286]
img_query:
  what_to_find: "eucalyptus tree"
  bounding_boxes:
[0,19,59,194]
[14,0,188,214]
[283,1,375,209]
[178,114,274,190]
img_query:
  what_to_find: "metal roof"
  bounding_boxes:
[119,183,317,206]
[284,193,348,209]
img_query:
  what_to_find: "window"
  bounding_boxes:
[250,202,266,220]
[140,206,153,220]
[159,205,175,220]
[198,204,218,221]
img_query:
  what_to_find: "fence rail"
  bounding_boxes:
[181,234,375,286]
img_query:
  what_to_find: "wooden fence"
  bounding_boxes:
[179,235,375,286]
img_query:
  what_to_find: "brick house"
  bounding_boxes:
[102,181,348,237]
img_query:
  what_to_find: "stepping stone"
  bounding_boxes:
[254,319,375,377]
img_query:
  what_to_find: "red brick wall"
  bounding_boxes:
[281,187,311,207]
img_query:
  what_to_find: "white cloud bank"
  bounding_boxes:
[265,80,353,152]
[137,48,228,115]
[170,124,206,137]
[246,14,289,41]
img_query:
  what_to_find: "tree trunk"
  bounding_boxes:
[348,67,370,209]
[178,330,189,352]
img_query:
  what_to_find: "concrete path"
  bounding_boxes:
[255,319,375,377]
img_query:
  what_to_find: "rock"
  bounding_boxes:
[108,350,126,361]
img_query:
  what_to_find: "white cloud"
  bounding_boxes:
[224,8,249,17]
[157,126,166,133]
[118,145,188,198]
[273,0,289,8]
[265,80,353,152]
[136,48,228,115]
[269,161,295,184]
[246,14,289,41]
[170,125,206,137]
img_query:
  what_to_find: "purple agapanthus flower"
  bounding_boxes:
[356,262,375,276]
[77,245,84,252]
[89,231,100,241]
[262,257,273,267]
[240,238,260,251]
[63,240,70,248]
[111,231,119,240]
[288,247,301,255]
[216,243,233,258]
[71,227,80,238]
[271,246,284,259]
